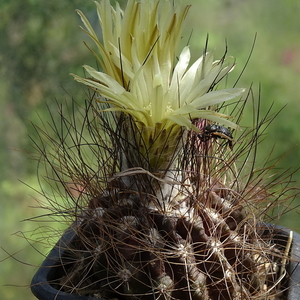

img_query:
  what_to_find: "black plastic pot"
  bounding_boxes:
[31,225,300,300]
[284,226,300,300]
[31,226,99,300]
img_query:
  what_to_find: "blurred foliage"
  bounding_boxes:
[0,0,299,299]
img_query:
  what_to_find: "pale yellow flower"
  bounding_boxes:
[72,0,245,171]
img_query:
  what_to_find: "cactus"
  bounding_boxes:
[31,0,297,299]
[33,98,295,300]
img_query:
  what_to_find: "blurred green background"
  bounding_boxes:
[1,0,300,299]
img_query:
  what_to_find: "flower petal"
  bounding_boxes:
[190,88,245,109]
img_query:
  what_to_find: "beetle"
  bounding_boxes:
[198,124,234,148]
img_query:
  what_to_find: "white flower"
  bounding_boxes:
[72,0,245,171]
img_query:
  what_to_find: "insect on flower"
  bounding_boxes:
[198,124,234,148]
